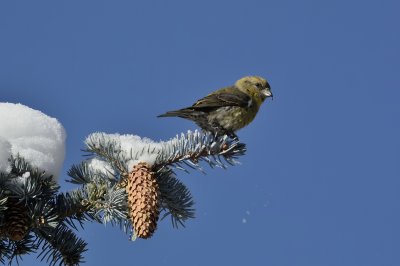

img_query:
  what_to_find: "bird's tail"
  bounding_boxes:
[157,111,180,118]
[157,108,196,119]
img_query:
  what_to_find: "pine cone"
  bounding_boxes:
[5,198,30,241]
[126,162,159,239]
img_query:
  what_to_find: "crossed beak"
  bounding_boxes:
[262,89,273,100]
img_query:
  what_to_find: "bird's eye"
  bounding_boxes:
[255,83,262,88]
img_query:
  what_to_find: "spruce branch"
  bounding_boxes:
[7,233,38,265]
[80,130,245,231]
[157,167,195,228]
[77,130,246,233]
[0,130,247,265]
[0,156,89,265]
[84,135,130,176]
[54,190,94,230]
[65,161,129,227]
[36,225,87,266]
[155,131,246,173]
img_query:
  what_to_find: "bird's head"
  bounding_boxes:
[236,76,273,103]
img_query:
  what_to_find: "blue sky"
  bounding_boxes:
[1,1,399,265]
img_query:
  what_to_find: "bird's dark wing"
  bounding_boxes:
[191,86,251,110]
[157,86,250,118]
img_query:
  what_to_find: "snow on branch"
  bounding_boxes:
[84,130,246,175]
[0,102,247,265]
[0,103,66,181]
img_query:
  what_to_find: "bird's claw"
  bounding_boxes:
[227,132,239,141]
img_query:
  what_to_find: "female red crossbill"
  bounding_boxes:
[158,76,273,139]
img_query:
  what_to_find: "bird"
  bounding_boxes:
[158,76,273,139]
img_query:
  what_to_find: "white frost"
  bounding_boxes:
[0,103,66,181]
[22,171,31,178]
[86,132,163,171]
[0,137,12,173]
[86,158,116,179]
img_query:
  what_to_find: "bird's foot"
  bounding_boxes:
[227,132,239,141]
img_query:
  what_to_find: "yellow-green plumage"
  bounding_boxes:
[158,76,272,138]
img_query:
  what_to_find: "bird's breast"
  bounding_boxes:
[208,105,259,132]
